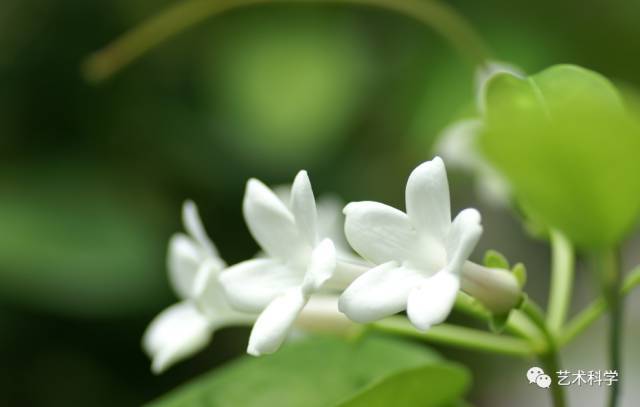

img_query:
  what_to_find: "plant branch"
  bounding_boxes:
[591,249,623,407]
[546,229,575,334]
[558,265,640,347]
[371,316,534,357]
[520,297,566,407]
[82,0,490,82]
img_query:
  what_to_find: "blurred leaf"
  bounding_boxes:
[480,64,640,249]
[149,335,466,407]
[204,9,373,168]
[0,164,170,316]
[338,364,470,407]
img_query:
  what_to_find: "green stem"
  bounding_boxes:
[454,292,545,346]
[520,298,566,407]
[591,250,623,407]
[83,0,490,82]
[371,316,534,357]
[559,265,640,346]
[546,230,574,334]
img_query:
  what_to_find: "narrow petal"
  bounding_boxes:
[182,200,221,260]
[302,238,337,293]
[219,258,302,313]
[446,208,483,274]
[193,260,256,326]
[142,302,211,374]
[167,234,202,299]
[247,288,307,356]
[290,170,318,246]
[406,272,459,331]
[338,262,423,323]
[243,178,304,261]
[343,201,419,265]
[405,157,451,241]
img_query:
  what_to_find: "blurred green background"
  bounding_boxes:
[1,0,640,405]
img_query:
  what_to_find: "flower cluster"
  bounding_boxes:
[143,157,522,372]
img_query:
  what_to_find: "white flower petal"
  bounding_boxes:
[243,178,304,261]
[338,262,423,323]
[317,194,348,248]
[247,288,307,356]
[323,257,372,291]
[219,258,302,313]
[343,201,419,265]
[167,234,202,299]
[406,272,459,331]
[142,302,211,374]
[290,170,318,246]
[405,157,451,241]
[302,238,336,293]
[193,260,256,325]
[295,295,354,333]
[446,208,483,274]
[182,200,221,260]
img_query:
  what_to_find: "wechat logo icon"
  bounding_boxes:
[527,367,552,389]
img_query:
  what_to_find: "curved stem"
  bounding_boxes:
[591,249,623,407]
[546,229,574,334]
[558,265,640,347]
[83,0,490,82]
[371,316,534,357]
[520,298,566,407]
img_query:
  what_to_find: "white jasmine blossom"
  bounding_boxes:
[435,61,523,206]
[220,171,341,356]
[339,157,520,331]
[143,201,254,373]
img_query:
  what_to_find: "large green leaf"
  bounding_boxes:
[150,335,469,407]
[338,364,470,407]
[479,64,640,248]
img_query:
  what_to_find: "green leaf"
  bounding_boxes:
[337,364,470,407]
[483,250,510,269]
[149,335,469,407]
[480,64,640,248]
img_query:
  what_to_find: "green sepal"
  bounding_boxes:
[483,250,510,269]
[511,263,527,288]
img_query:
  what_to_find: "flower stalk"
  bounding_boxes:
[546,230,575,334]
[371,316,534,357]
[520,298,566,407]
[591,249,623,407]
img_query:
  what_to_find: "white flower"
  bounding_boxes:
[142,201,253,373]
[339,157,519,331]
[220,171,339,356]
[435,61,523,206]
